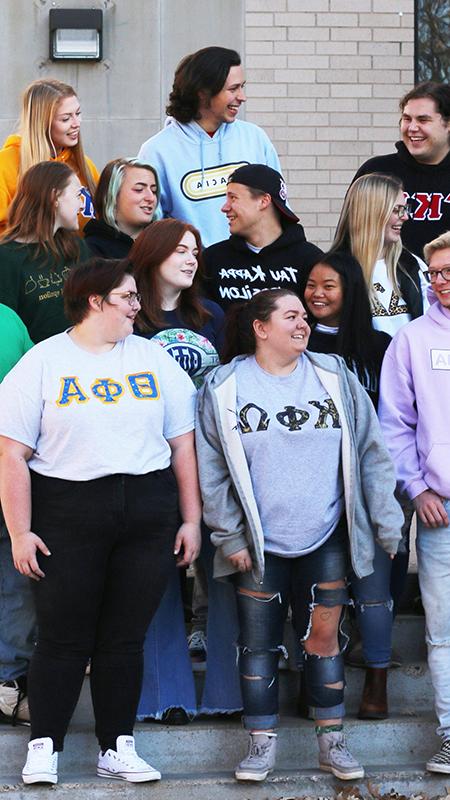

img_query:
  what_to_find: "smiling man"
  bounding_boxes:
[138,47,280,248]
[379,230,450,774]
[203,164,323,311]
[352,82,450,258]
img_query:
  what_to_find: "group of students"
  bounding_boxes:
[0,50,449,788]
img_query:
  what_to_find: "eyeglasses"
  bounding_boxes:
[108,291,141,306]
[392,204,411,220]
[423,266,450,283]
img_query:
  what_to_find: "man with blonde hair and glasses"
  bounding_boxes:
[379,230,450,773]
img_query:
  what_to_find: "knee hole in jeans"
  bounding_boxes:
[302,581,349,658]
[237,587,282,603]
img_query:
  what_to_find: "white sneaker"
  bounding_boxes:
[0,680,30,725]
[97,735,161,782]
[22,737,58,784]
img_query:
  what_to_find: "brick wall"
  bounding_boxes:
[244,0,415,249]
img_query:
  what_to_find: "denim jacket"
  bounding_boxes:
[196,351,402,582]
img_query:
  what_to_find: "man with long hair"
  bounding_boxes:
[138,47,280,248]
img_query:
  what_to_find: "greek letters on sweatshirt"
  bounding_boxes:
[379,295,450,501]
[353,141,450,259]
[202,225,323,311]
[138,118,281,248]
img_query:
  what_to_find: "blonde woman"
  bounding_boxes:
[333,172,428,338]
[331,171,428,714]
[0,79,98,232]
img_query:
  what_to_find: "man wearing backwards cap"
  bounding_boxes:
[203,164,323,311]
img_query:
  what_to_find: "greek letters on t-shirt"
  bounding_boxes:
[56,372,160,406]
[372,282,408,318]
[79,187,95,219]
[218,265,299,302]
[405,191,450,222]
[238,396,340,434]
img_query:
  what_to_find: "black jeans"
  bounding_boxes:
[28,468,179,751]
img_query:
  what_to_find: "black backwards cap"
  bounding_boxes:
[227,163,299,224]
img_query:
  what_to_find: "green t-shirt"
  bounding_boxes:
[0,303,33,381]
[0,239,90,343]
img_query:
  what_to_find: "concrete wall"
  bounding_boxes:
[0,0,244,166]
[0,0,415,248]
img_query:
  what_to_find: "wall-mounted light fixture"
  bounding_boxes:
[49,9,103,62]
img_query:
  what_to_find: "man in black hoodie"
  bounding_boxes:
[352,82,450,259]
[203,164,323,311]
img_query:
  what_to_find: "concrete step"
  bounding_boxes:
[1,766,450,800]
[68,665,433,729]
[70,659,432,728]
[0,714,441,778]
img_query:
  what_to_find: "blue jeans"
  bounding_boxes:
[350,542,393,668]
[0,519,37,681]
[137,524,242,718]
[233,521,349,731]
[416,500,450,739]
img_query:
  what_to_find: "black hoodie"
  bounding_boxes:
[353,141,450,259]
[83,218,134,259]
[202,224,323,311]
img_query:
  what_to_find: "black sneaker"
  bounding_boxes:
[426,739,450,773]
[0,680,30,726]
[188,630,207,670]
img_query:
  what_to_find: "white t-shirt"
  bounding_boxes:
[0,332,196,481]
[371,256,429,337]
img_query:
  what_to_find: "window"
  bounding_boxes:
[415,0,450,82]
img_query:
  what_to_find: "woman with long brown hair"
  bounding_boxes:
[0,78,98,233]
[131,219,242,723]
[0,161,90,343]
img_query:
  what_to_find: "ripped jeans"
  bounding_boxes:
[350,542,394,668]
[233,520,349,731]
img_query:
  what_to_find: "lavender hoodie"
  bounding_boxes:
[379,291,450,500]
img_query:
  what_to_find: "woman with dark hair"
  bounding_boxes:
[84,157,159,258]
[0,256,201,785]
[196,288,402,783]
[0,161,90,342]
[300,252,391,408]
[138,46,280,247]
[300,252,395,718]
[131,218,242,722]
[0,78,98,233]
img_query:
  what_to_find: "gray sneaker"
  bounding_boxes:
[235,733,277,781]
[318,730,364,780]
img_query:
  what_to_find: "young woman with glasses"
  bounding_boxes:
[327,172,429,715]
[0,257,201,785]
[333,172,428,338]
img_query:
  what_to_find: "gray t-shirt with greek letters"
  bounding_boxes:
[235,355,343,556]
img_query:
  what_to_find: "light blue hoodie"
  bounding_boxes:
[138,118,281,248]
